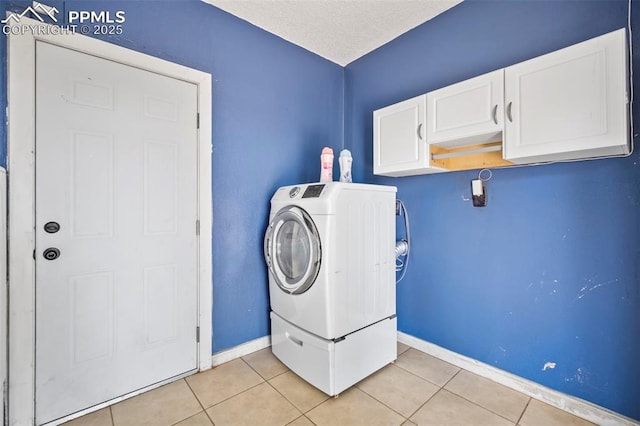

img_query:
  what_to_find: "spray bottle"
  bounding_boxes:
[339,149,352,183]
[320,147,334,183]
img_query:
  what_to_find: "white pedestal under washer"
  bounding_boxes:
[264,182,397,396]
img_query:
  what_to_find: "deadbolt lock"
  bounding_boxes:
[43,248,60,261]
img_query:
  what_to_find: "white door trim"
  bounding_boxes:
[7,17,213,425]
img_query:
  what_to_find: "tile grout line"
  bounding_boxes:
[401,368,478,422]
[285,414,317,426]
[443,369,533,424]
[397,343,411,355]
[446,391,520,425]
[241,351,330,417]
[440,382,523,425]
[261,374,305,418]
[515,397,533,425]
[276,384,333,414]
[267,368,290,381]
[182,377,217,425]
[232,356,318,424]
[404,386,443,421]
[393,346,551,425]
[385,351,464,420]
[182,361,269,421]
[393,348,462,388]
[244,344,462,424]
[354,382,410,422]
[441,366,463,388]
[414,366,460,419]
[392,363,457,388]
[398,335,624,425]
[262,368,335,418]
[239,355,275,382]
[264,360,403,423]
[235,355,307,415]
[353,357,462,423]
[183,378,207,411]
[210,380,267,408]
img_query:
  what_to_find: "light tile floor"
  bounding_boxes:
[64,343,596,426]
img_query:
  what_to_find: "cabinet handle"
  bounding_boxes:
[417,123,423,140]
[492,105,498,124]
[506,102,513,122]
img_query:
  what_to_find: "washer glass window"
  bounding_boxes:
[276,220,311,282]
[265,206,321,294]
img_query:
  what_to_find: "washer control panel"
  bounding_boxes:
[302,184,325,198]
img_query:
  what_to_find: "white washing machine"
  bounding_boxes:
[264,182,397,396]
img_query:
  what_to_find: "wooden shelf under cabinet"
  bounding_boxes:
[430,141,514,171]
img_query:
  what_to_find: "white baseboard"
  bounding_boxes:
[397,332,639,426]
[211,336,271,367]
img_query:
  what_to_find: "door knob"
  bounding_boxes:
[43,248,60,260]
[44,221,61,233]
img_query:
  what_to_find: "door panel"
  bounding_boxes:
[373,95,429,176]
[70,272,115,363]
[504,29,629,163]
[71,132,115,238]
[144,141,179,235]
[35,41,199,424]
[426,69,503,147]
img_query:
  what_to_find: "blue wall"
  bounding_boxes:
[345,0,639,420]
[0,0,344,351]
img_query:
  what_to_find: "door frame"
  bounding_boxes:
[7,17,213,425]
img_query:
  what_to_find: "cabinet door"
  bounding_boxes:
[504,29,629,163]
[427,70,503,147]
[374,95,442,176]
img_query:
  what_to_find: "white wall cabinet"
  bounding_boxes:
[373,28,629,177]
[373,94,445,176]
[503,28,629,163]
[427,69,503,148]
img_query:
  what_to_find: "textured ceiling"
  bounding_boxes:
[202,0,463,66]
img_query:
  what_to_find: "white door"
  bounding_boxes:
[503,28,629,164]
[426,69,503,147]
[35,41,199,424]
[373,94,443,176]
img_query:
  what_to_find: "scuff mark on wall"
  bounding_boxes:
[564,367,586,384]
[576,278,620,300]
[542,362,556,371]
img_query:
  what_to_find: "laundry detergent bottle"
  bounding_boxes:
[339,149,352,183]
[320,147,334,183]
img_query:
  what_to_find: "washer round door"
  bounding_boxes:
[264,205,321,294]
